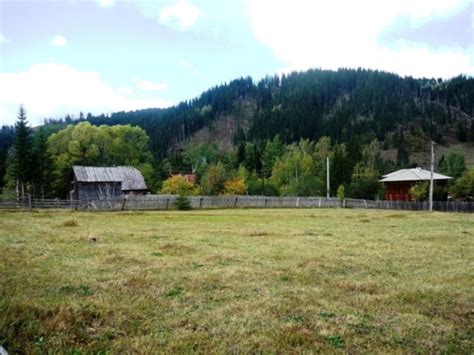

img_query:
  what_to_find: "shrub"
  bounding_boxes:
[223,176,247,195]
[174,194,191,210]
[337,185,345,200]
[451,168,474,199]
[409,181,428,201]
[161,175,201,195]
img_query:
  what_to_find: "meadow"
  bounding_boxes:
[0,208,472,353]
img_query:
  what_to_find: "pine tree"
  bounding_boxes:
[174,193,192,210]
[396,129,409,168]
[32,127,51,199]
[9,106,33,199]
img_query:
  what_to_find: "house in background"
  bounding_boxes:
[71,166,148,200]
[380,167,452,201]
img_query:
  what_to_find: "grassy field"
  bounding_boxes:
[0,208,473,353]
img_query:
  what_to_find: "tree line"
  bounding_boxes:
[1,68,473,199]
[2,106,472,201]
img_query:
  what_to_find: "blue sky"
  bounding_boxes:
[0,0,472,126]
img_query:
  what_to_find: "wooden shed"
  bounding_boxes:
[70,166,148,200]
[380,167,452,201]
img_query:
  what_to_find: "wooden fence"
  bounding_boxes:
[1,195,473,212]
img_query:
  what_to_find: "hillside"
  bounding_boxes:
[87,69,474,161]
[1,68,473,192]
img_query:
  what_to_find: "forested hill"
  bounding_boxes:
[86,68,474,159]
[1,68,474,186]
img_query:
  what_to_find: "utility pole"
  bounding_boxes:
[326,157,330,198]
[429,140,435,212]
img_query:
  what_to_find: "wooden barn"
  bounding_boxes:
[70,166,148,200]
[380,167,452,201]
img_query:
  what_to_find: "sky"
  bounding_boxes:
[0,0,473,126]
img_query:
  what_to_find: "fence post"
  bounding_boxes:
[28,194,32,211]
[318,198,322,208]
[234,197,238,208]
[166,198,169,210]
[122,198,126,211]
[296,197,299,208]
[199,197,203,209]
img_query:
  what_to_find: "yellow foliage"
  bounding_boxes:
[161,175,201,195]
[223,177,247,195]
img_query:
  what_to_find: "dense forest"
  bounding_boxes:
[1,68,473,199]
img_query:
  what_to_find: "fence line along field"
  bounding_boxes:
[0,208,472,353]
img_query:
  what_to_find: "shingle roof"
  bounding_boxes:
[380,167,452,183]
[73,166,148,191]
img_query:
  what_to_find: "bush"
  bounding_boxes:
[174,194,191,210]
[409,181,428,201]
[452,169,474,199]
[337,185,345,200]
[223,176,247,195]
[161,175,201,195]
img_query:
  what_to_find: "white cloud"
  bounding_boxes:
[135,79,168,91]
[0,34,8,44]
[51,35,67,47]
[117,87,134,95]
[247,0,473,78]
[179,59,193,70]
[97,0,116,8]
[158,0,200,30]
[0,63,171,126]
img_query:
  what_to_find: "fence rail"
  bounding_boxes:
[1,195,473,212]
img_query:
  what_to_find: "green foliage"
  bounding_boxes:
[409,181,448,201]
[451,169,474,199]
[244,141,263,174]
[271,139,322,196]
[201,162,226,195]
[439,150,466,181]
[409,181,429,201]
[5,106,33,198]
[47,122,155,197]
[183,140,219,176]
[32,128,52,199]
[262,135,285,178]
[174,194,192,211]
[246,174,279,196]
[348,165,382,200]
[0,125,15,191]
[330,144,350,195]
[336,185,345,200]
[4,70,473,199]
[395,130,410,168]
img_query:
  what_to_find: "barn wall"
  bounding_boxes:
[76,182,123,201]
[384,180,450,201]
[384,182,413,201]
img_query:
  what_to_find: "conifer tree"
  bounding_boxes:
[8,106,33,199]
[32,127,51,199]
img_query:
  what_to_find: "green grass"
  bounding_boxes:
[0,208,473,353]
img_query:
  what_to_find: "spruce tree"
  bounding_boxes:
[10,105,33,199]
[32,127,51,199]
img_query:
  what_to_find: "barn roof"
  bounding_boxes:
[380,167,452,183]
[73,166,147,191]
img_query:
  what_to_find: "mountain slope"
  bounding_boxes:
[85,69,473,161]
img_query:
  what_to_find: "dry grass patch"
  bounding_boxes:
[0,208,472,353]
[61,219,79,227]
